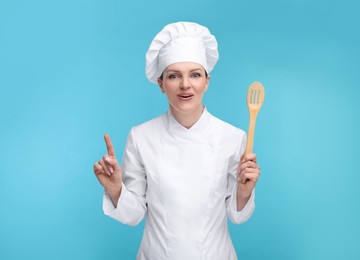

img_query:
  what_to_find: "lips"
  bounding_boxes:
[178,93,194,98]
[178,93,194,100]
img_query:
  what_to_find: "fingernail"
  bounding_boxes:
[110,167,114,174]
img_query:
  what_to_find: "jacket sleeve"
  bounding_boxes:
[225,132,255,224]
[103,128,147,226]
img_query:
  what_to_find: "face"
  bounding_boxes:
[157,62,210,117]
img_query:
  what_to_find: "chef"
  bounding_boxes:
[93,21,261,260]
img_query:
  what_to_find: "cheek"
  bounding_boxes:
[163,88,177,100]
[163,82,179,95]
[195,82,208,94]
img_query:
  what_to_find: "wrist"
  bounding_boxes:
[236,188,251,212]
[106,184,122,208]
[237,186,251,200]
[106,184,122,198]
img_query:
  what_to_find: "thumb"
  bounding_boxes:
[240,153,245,163]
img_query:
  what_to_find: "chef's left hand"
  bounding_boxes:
[237,153,260,198]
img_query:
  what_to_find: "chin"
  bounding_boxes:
[175,103,201,114]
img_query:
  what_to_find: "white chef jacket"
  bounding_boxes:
[103,107,255,260]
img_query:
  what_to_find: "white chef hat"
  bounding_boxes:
[145,21,219,83]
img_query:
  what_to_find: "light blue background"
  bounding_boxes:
[1,0,359,259]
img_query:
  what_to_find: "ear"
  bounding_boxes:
[204,75,210,92]
[157,78,165,93]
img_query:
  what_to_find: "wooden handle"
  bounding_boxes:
[245,81,264,156]
[245,111,257,156]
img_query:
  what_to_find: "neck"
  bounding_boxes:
[170,104,204,129]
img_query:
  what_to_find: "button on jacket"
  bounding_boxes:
[103,107,255,260]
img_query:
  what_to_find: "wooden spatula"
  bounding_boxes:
[245,81,265,156]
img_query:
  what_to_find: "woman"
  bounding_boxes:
[93,22,260,260]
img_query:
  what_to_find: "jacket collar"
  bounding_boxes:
[166,106,211,137]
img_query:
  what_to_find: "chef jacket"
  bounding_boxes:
[103,107,255,260]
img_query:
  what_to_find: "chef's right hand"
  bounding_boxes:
[93,134,122,205]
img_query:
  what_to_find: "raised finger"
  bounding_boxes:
[104,133,116,156]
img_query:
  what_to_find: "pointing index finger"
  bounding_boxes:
[104,133,116,156]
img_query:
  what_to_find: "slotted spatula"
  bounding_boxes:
[245,82,265,156]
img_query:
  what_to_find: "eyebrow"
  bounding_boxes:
[165,68,204,73]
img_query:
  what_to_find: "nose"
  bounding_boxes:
[180,77,191,89]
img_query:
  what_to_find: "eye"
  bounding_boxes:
[168,74,179,79]
[192,72,202,78]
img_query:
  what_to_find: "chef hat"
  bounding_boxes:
[145,21,219,83]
